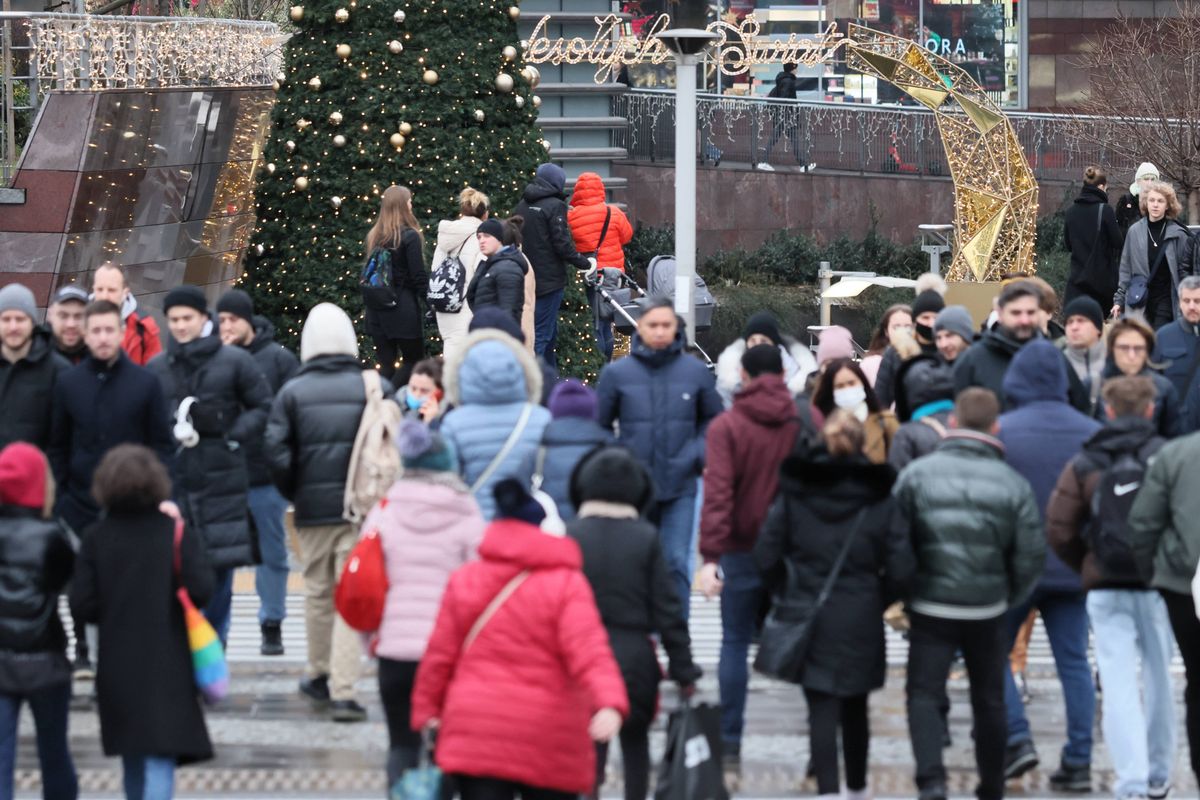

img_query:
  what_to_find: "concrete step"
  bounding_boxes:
[548,146,629,160]
[520,10,631,22]
[538,82,628,95]
[540,115,628,130]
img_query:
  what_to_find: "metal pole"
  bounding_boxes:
[2,0,14,185]
[674,52,700,344]
[819,261,832,327]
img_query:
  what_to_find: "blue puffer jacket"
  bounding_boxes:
[440,329,551,520]
[526,417,613,521]
[596,332,723,500]
[998,340,1101,593]
[1153,317,1200,429]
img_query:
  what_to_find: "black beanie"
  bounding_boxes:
[741,343,784,378]
[477,218,505,241]
[162,285,208,315]
[216,289,254,323]
[741,311,783,347]
[569,446,654,512]
[912,289,946,318]
[1063,295,1104,334]
[493,479,546,526]
[468,306,525,343]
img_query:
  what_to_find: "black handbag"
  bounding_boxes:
[754,509,867,684]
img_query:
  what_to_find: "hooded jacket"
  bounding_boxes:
[567,172,633,270]
[367,473,485,662]
[466,245,528,325]
[1064,184,1123,307]
[1116,217,1191,313]
[1129,431,1200,595]
[0,328,70,451]
[526,417,613,521]
[122,304,162,367]
[714,336,817,409]
[1095,360,1181,438]
[440,329,551,520]
[1153,316,1200,410]
[700,374,799,563]
[513,176,590,297]
[998,340,1102,593]
[241,317,299,487]
[889,355,955,471]
[596,331,724,500]
[432,216,486,360]
[410,518,628,794]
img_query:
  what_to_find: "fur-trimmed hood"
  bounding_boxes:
[444,328,543,407]
[778,450,897,521]
[715,336,816,407]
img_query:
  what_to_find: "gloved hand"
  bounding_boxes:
[584,257,598,283]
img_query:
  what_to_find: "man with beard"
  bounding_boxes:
[45,285,89,364]
[0,282,69,450]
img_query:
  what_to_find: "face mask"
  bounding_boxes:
[833,385,866,410]
[405,392,424,411]
[915,322,934,341]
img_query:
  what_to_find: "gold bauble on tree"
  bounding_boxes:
[399,122,413,136]
[333,134,347,147]
[329,110,343,125]
[422,69,439,85]
[393,9,405,22]
[288,4,303,20]
[507,5,520,20]
[336,43,351,59]
[296,118,312,131]
[330,196,343,210]
[514,95,525,108]
[473,109,485,122]
[307,76,322,90]
[390,132,406,149]
[532,94,542,108]
[495,72,514,93]
[388,40,403,54]
[522,64,540,88]
[334,7,349,22]
[541,139,552,151]
[502,45,517,61]
[265,162,276,174]
[284,140,296,153]
[254,244,265,256]
[294,176,309,190]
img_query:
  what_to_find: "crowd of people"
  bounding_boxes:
[2,160,1200,800]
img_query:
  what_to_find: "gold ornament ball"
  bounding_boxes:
[294,176,309,191]
[331,196,343,210]
[507,5,520,19]
[495,72,514,93]
[334,7,349,22]
[399,122,413,135]
[514,95,525,108]
[296,118,312,131]
[388,40,403,54]
[502,45,517,61]
[272,80,280,91]
[307,76,322,90]
[422,69,439,85]
[390,132,406,148]
[284,139,296,153]
[254,244,265,256]
[333,134,347,147]
[523,65,541,88]
[265,162,276,174]
[336,43,351,59]
[541,139,552,151]
[473,109,485,122]
[532,94,542,108]
[288,4,303,20]
[393,9,405,22]
[328,110,343,124]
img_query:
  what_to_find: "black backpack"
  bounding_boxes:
[1077,440,1162,583]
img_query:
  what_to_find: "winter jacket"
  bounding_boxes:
[876,338,937,410]
[265,354,395,527]
[1058,338,1107,417]
[513,178,590,297]
[432,216,486,363]
[889,408,951,471]
[570,510,700,728]
[1094,362,1182,438]
[714,337,817,409]
[0,507,74,694]
[466,245,527,326]
[1116,217,1191,314]
[1153,316,1200,412]
[998,340,1102,593]
[954,328,1090,413]
[366,472,485,662]
[411,519,628,794]
[755,453,914,696]
[1047,417,1164,591]
[0,329,70,451]
[893,353,955,423]
[240,318,300,487]
[567,173,633,270]
[894,431,1045,619]
[122,308,162,367]
[440,329,551,520]
[700,374,800,563]
[524,417,613,521]
[70,510,214,762]
[48,353,174,533]
[1129,431,1200,595]
[365,228,429,341]
[1064,184,1123,309]
[770,69,798,98]
[147,333,271,569]
[596,332,723,500]
[1115,191,1141,234]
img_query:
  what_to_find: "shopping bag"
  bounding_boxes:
[335,528,389,632]
[654,702,729,800]
[171,519,229,704]
[390,737,442,800]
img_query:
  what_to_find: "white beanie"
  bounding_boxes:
[300,302,358,362]
[1131,162,1160,196]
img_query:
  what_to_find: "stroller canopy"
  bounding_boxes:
[646,256,718,308]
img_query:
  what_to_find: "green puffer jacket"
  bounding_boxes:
[1129,431,1200,595]
[893,431,1045,619]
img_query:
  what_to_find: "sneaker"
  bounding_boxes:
[1149,784,1171,800]
[917,784,947,800]
[1049,762,1091,792]
[299,674,330,706]
[330,699,368,723]
[801,162,818,173]
[72,656,95,680]
[1003,739,1039,780]
[755,163,775,172]
[260,622,284,657]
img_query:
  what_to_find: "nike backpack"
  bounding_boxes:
[1081,444,1157,583]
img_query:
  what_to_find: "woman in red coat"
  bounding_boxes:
[568,172,634,362]
[411,480,628,799]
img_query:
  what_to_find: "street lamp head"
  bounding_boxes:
[654,28,718,56]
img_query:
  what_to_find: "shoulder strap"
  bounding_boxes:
[813,509,868,612]
[470,402,535,493]
[531,444,548,491]
[595,207,612,252]
[1148,240,1170,282]
[918,416,948,438]
[463,570,530,653]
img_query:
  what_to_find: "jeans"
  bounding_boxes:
[0,684,76,800]
[533,289,564,368]
[248,484,290,625]
[203,567,234,648]
[584,286,615,362]
[1087,590,1176,798]
[1162,589,1200,782]
[717,552,762,748]
[1003,589,1094,765]
[121,755,175,800]
[906,612,1007,800]
[655,493,698,617]
[805,689,869,796]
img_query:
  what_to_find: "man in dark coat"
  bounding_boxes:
[217,289,299,657]
[44,284,89,365]
[0,282,70,451]
[596,297,723,613]
[513,162,594,367]
[996,340,1100,787]
[147,285,271,648]
[1154,276,1200,426]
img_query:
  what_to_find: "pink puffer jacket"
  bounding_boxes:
[363,473,486,662]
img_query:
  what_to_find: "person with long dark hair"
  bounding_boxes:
[860,304,912,386]
[1064,166,1123,312]
[364,185,429,384]
[811,358,897,464]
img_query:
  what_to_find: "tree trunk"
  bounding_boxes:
[1189,188,1200,227]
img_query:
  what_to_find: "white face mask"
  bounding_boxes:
[833,385,867,410]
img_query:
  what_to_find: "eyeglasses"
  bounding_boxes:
[1113,344,1147,354]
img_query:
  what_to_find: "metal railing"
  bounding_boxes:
[613,88,1136,185]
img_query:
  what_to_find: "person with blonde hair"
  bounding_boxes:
[363,185,428,384]
[431,187,489,363]
[1113,180,1190,330]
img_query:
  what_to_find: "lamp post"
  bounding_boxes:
[655,27,717,345]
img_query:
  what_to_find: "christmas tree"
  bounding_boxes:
[242,0,603,381]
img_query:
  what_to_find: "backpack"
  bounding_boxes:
[335,528,388,632]
[360,247,397,309]
[428,237,470,313]
[1078,441,1161,583]
[343,370,402,525]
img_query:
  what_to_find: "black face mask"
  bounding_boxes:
[915,322,934,342]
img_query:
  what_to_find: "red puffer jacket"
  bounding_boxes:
[568,172,633,270]
[411,519,629,793]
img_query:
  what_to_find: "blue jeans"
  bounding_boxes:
[656,493,698,618]
[534,289,564,368]
[121,755,175,800]
[585,286,615,362]
[1088,590,1176,798]
[248,484,290,624]
[717,552,762,748]
[203,567,235,648]
[0,684,76,800]
[1003,589,1094,765]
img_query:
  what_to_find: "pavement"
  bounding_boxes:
[11,573,1197,798]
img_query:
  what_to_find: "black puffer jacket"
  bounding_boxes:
[147,333,272,569]
[0,507,74,693]
[243,317,300,487]
[0,329,70,450]
[889,355,956,470]
[466,246,527,325]
[265,354,396,526]
[1064,184,1123,310]
[894,431,1045,619]
[513,178,589,297]
[364,228,429,341]
[954,328,1090,413]
[875,338,937,409]
[755,453,914,697]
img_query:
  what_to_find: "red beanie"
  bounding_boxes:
[0,443,47,510]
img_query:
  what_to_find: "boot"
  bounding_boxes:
[260,621,284,656]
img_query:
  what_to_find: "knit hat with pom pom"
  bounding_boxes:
[397,419,455,473]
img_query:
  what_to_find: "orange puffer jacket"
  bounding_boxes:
[568,172,633,270]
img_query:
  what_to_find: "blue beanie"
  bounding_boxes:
[536,163,566,194]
